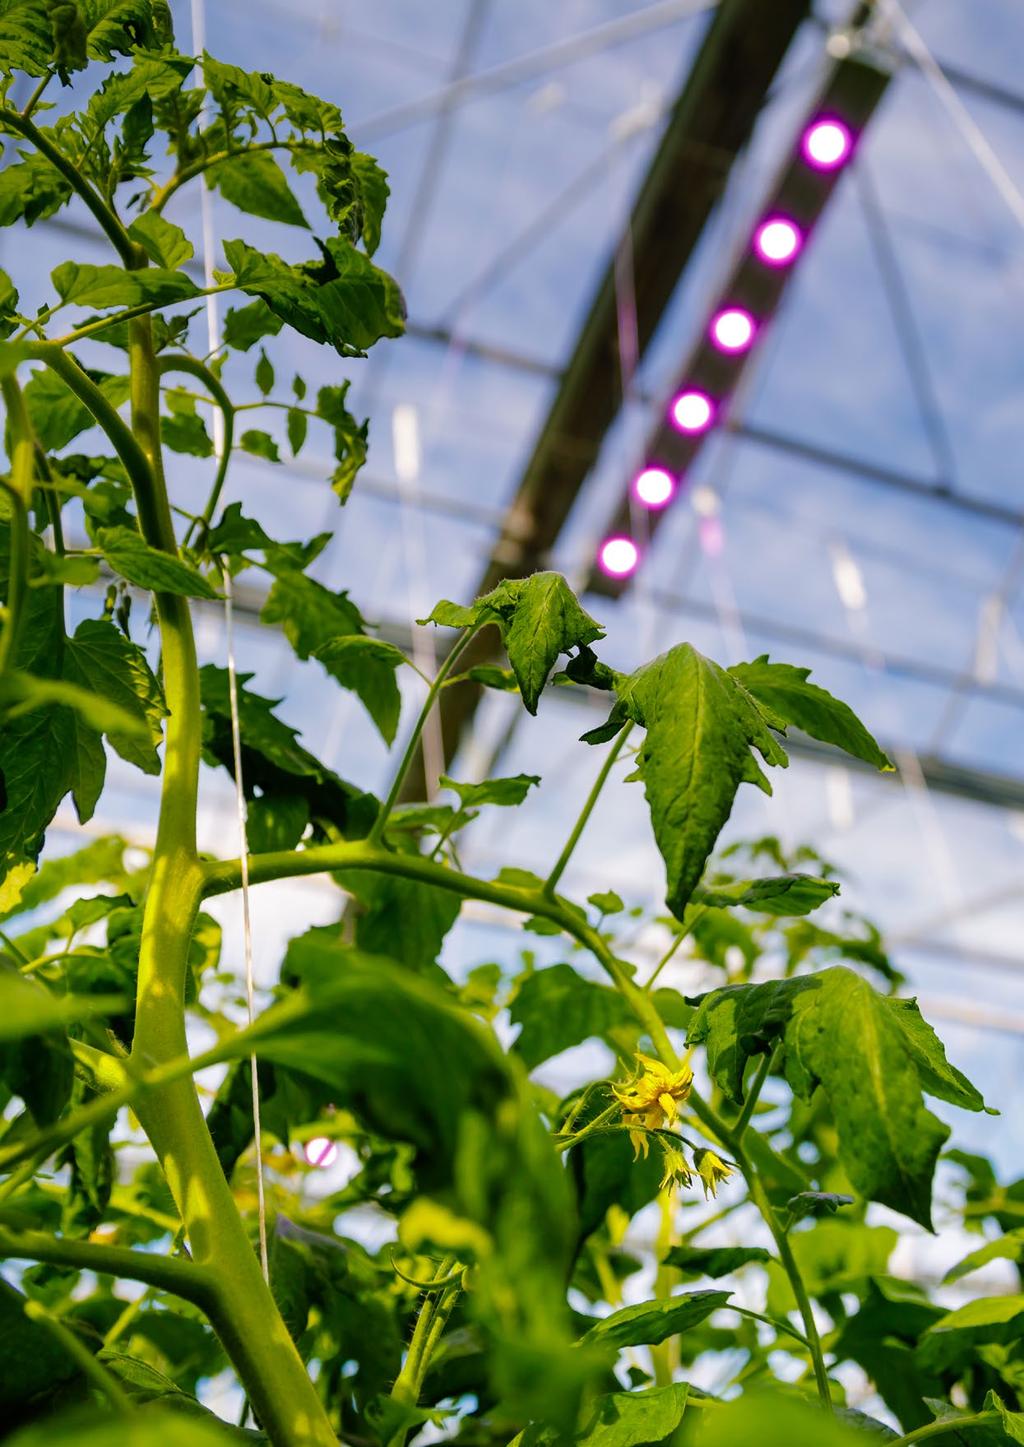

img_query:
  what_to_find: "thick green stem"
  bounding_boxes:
[0,375,33,676]
[119,316,335,1447]
[544,722,633,894]
[369,627,481,844]
[0,110,135,264]
[156,353,235,546]
[733,1051,773,1142]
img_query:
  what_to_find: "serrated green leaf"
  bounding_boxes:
[209,149,308,228]
[0,143,73,228]
[917,1295,1024,1373]
[580,1290,730,1350]
[883,995,990,1113]
[221,296,283,351]
[61,617,165,773]
[729,655,892,771]
[510,963,632,1070]
[51,260,199,308]
[701,1393,879,1447]
[0,962,124,1042]
[315,382,367,500]
[616,644,788,919]
[161,409,213,457]
[127,210,193,269]
[695,873,839,917]
[24,367,130,452]
[350,150,389,255]
[95,525,219,598]
[588,890,624,915]
[662,1244,772,1278]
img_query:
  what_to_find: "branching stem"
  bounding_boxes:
[544,722,633,894]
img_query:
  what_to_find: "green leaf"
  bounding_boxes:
[575,1383,690,1447]
[239,428,281,463]
[784,969,949,1229]
[95,525,219,598]
[662,1244,772,1278]
[883,995,991,1113]
[286,406,307,455]
[985,1389,1024,1443]
[785,1192,854,1227]
[161,410,213,457]
[6,1406,244,1445]
[729,655,892,771]
[261,572,401,744]
[579,1289,730,1350]
[51,260,199,308]
[510,963,632,1070]
[943,1229,1024,1284]
[615,644,788,918]
[224,235,405,357]
[0,1278,79,1421]
[127,210,193,269]
[350,151,389,255]
[0,669,147,740]
[588,890,624,915]
[440,773,540,810]
[221,297,283,351]
[199,665,377,840]
[315,382,368,500]
[24,366,130,452]
[695,874,839,917]
[209,150,308,228]
[61,618,166,773]
[701,1393,880,1447]
[254,346,274,396]
[917,1295,1024,1373]
[767,1220,897,1314]
[687,975,805,1102]
[0,962,124,1042]
[422,572,603,716]
[0,143,72,228]
[329,873,460,979]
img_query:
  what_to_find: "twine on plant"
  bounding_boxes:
[222,562,270,1284]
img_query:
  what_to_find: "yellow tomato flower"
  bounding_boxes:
[658,1143,693,1191]
[694,1148,733,1200]
[613,1052,693,1158]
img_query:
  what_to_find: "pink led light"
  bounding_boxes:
[670,390,714,435]
[710,307,755,354]
[598,536,639,578]
[754,216,802,266]
[802,117,851,170]
[304,1137,339,1169]
[633,466,675,509]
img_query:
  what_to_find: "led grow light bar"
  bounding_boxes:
[591,43,892,591]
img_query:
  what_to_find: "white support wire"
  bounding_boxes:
[223,566,270,1283]
[190,0,268,1283]
[882,0,1024,238]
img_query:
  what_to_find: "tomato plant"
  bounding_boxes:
[0,8,1016,1447]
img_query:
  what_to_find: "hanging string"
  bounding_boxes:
[222,564,270,1283]
[189,0,268,1283]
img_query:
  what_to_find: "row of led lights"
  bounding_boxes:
[598,117,853,579]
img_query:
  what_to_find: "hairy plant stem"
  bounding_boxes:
[544,722,633,894]
[369,626,482,844]
[118,311,337,1447]
[889,1414,997,1446]
[203,836,834,1410]
[390,1256,459,1411]
[0,375,33,676]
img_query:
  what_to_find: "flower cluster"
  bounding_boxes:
[612,1053,734,1199]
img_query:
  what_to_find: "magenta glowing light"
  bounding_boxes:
[304,1137,339,1169]
[754,216,802,266]
[670,389,714,435]
[710,307,755,354]
[802,117,852,170]
[598,536,639,578]
[633,466,675,509]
